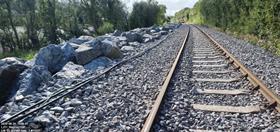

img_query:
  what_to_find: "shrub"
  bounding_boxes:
[97,22,114,35]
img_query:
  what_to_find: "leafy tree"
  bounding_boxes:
[0,0,168,58]
[20,0,40,49]
[129,0,166,29]
[3,0,20,51]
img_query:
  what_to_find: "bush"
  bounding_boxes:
[97,22,114,35]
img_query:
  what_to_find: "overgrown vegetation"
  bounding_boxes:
[173,0,280,55]
[0,0,168,59]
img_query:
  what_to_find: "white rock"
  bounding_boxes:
[34,115,51,123]
[50,107,64,113]
[65,107,74,111]
[70,99,82,106]
[116,36,127,41]
[1,114,11,120]
[78,36,94,41]
[15,95,24,101]
[63,99,82,107]
[129,42,140,47]
[55,62,85,78]
[121,46,134,52]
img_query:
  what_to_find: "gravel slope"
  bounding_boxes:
[153,26,280,131]
[199,26,280,96]
[28,25,189,131]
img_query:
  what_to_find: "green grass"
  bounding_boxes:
[0,50,37,60]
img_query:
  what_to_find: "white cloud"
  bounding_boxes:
[121,0,198,16]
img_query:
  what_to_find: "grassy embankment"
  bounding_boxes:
[0,50,37,60]
[173,0,280,56]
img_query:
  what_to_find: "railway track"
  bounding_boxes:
[142,25,280,131]
[1,25,279,131]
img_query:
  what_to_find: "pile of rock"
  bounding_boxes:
[0,57,28,105]
[0,23,180,105]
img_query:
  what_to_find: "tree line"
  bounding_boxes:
[173,0,280,55]
[0,0,167,54]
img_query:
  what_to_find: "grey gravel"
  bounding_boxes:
[199,26,280,96]
[153,26,280,131]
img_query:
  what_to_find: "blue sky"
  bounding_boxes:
[121,0,199,16]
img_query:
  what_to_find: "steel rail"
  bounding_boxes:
[194,25,280,112]
[141,26,190,132]
[1,30,175,123]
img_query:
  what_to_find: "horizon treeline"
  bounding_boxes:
[0,0,167,55]
[173,0,280,55]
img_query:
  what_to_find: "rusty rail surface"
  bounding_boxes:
[194,25,280,112]
[141,26,190,132]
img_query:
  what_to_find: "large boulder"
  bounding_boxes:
[124,32,143,43]
[68,36,94,45]
[55,62,85,78]
[75,39,105,65]
[84,57,112,71]
[61,43,75,62]
[35,44,67,74]
[75,45,101,65]
[104,45,123,59]
[0,64,28,105]
[101,39,123,59]
[1,57,27,75]
[16,65,52,96]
